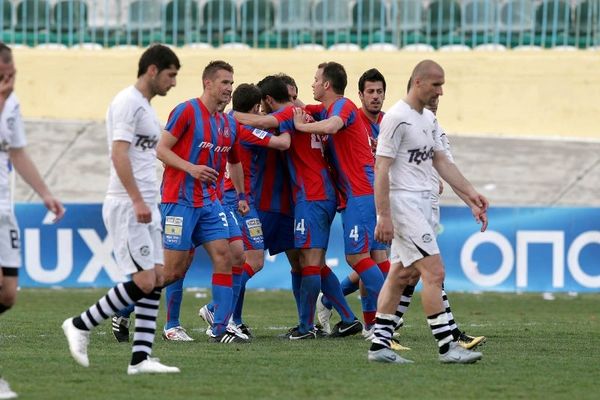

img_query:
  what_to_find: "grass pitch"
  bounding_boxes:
[0,289,598,400]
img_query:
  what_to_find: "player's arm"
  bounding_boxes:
[9,147,64,222]
[293,107,343,135]
[233,112,279,130]
[374,155,394,244]
[268,131,291,150]
[433,150,488,231]
[227,161,249,216]
[157,130,218,183]
[111,140,151,223]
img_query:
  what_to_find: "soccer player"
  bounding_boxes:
[386,77,486,351]
[293,62,385,337]
[234,75,361,339]
[317,68,391,335]
[0,43,64,398]
[62,44,181,374]
[197,83,292,336]
[156,60,249,344]
[367,60,487,364]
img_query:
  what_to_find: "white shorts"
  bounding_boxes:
[0,212,21,268]
[430,192,441,235]
[103,198,163,275]
[389,190,440,267]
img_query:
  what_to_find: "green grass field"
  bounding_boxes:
[1,289,598,400]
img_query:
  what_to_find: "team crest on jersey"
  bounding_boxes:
[222,126,231,138]
[140,245,150,257]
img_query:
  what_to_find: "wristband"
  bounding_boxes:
[237,193,246,201]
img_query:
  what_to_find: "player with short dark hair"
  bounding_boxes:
[293,62,385,337]
[62,44,180,374]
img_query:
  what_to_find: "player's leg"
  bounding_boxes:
[0,269,17,315]
[342,195,385,332]
[233,208,265,333]
[63,199,159,368]
[367,262,414,364]
[415,255,482,363]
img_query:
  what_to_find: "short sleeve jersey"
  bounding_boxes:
[222,123,275,204]
[105,86,161,203]
[273,105,336,203]
[430,124,454,200]
[0,93,26,212]
[376,100,444,191]
[305,98,375,200]
[357,108,384,141]
[162,98,239,207]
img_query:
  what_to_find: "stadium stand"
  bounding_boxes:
[1,0,599,50]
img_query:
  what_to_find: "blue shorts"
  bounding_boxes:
[258,210,294,256]
[225,208,242,242]
[161,201,229,250]
[371,239,390,252]
[294,200,336,250]
[222,190,263,250]
[340,194,377,255]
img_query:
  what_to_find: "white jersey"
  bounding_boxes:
[0,93,26,212]
[376,100,443,191]
[105,86,161,203]
[430,125,454,203]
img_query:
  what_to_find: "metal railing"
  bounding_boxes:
[0,0,598,49]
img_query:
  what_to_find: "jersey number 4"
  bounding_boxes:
[349,225,360,241]
[295,219,306,235]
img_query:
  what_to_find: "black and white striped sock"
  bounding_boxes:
[72,281,145,331]
[394,285,415,329]
[369,313,401,351]
[427,311,454,354]
[442,288,461,340]
[131,288,162,366]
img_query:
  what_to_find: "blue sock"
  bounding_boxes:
[291,270,302,323]
[115,303,135,318]
[299,266,321,333]
[211,273,233,336]
[207,301,215,313]
[164,278,184,330]
[361,295,377,329]
[340,276,360,296]
[320,266,356,323]
[323,275,359,309]
[233,264,254,325]
[353,258,384,313]
[230,267,243,325]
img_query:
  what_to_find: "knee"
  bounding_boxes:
[421,265,445,286]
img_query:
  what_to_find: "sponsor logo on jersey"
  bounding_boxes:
[198,142,232,152]
[407,146,434,165]
[134,134,158,150]
[251,129,268,140]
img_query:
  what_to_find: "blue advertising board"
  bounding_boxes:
[14,204,600,292]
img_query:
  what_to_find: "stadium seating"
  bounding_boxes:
[165,0,201,46]
[2,0,600,50]
[53,0,90,45]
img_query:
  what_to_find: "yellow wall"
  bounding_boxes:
[14,48,600,138]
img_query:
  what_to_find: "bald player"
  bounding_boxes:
[368,60,488,364]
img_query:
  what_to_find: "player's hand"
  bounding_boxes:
[238,200,249,216]
[188,165,218,183]
[471,206,488,232]
[375,215,394,245]
[369,137,378,157]
[43,195,65,222]
[292,107,307,127]
[469,192,489,213]
[133,200,152,223]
